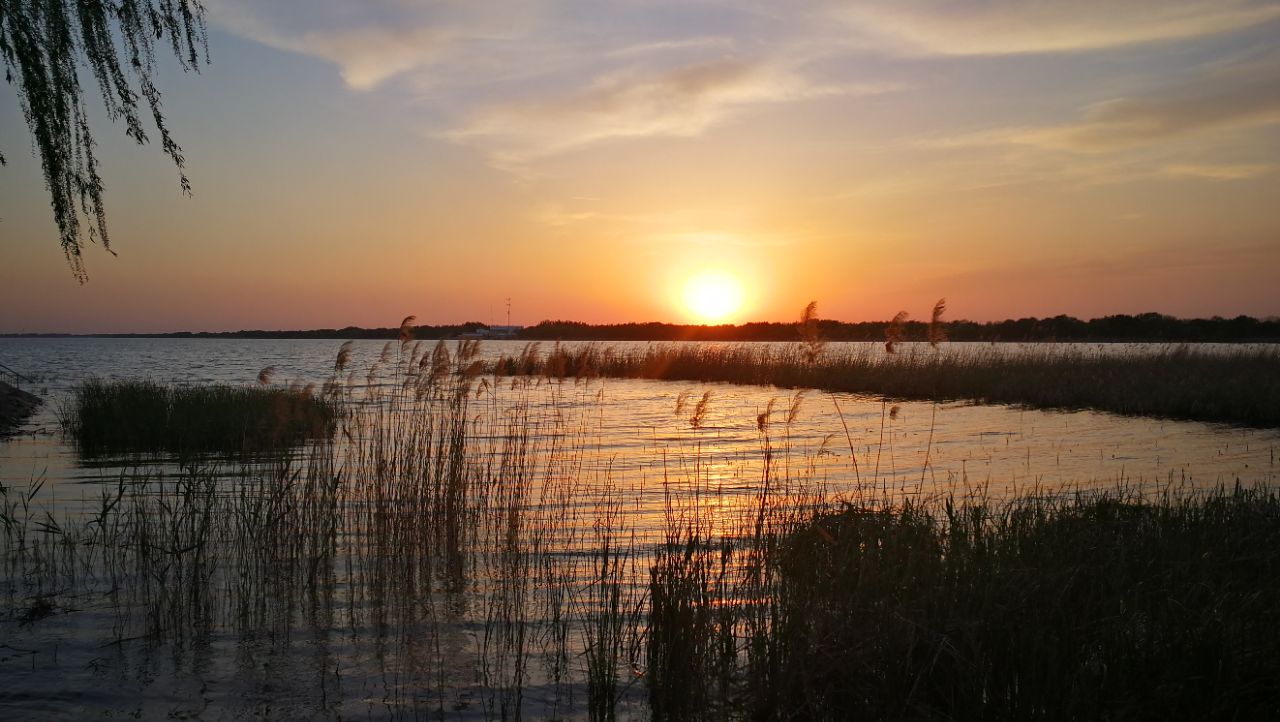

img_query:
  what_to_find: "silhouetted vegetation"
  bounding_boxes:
[2,321,489,339]
[520,312,1280,343]
[1,1,208,280]
[59,378,338,456]
[4,312,1278,341]
[0,380,41,436]
[493,342,1280,427]
[649,487,1280,720]
[5,335,1279,718]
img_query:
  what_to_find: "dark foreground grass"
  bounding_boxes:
[648,486,1280,720]
[493,342,1280,427]
[59,378,339,455]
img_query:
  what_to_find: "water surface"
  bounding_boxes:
[1,338,1275,719]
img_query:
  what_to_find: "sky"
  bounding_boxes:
[2,0,1279,333]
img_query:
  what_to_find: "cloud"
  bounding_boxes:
[1163,163,1277,180]
[204,0,531,90]
[202,0,1275,182]
[205,1,892,169]
[1022,62,1280,152]
[605,37,735,60]
[446,58,896,162]
[836,1,1280,56]
[289,26,453,90]
[920,54,1280,156]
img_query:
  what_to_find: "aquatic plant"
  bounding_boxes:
[5,331,1279,719]
[798,301,826,364]
[59,378,339,456]
[491,341,1280,427]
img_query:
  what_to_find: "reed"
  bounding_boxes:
[492,341,1280,427]
[4,330,1278,719]
[758,485,1280,719]
[58,378,339,456]
[636,480,1280,719]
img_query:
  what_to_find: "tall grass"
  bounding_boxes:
[640,482,1280,719]
[4,332,1279,719]
[59,378,339,456]
[492,341,1280,427]
[767,488,1280,719]
[5,337,644,718]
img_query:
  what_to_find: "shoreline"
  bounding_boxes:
[0,380,41,437]
[492,343,1280,428]
[3,312,1280,343]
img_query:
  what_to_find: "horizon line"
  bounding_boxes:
[3,311,1279,338]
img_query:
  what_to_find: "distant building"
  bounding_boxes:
[459,325,523,340]
[487,325,522,339]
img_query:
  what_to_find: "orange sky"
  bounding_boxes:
[2,1,1278,333]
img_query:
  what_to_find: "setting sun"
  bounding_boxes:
[682,270,745,324]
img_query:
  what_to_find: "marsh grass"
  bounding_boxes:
[4,338,650,718]
[640,483,1280,720]
[765,486,1280,719]
[59,378,339,456]
[4,333,1279,719]
[492,341,1280,427]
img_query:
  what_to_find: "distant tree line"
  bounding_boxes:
[517,313,1280,343]
[5,313,1278,342]
[4,323,488,340]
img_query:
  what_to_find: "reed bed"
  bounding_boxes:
[4,338,648,718]
[3,333,1278,719]
[735,486,1280,719]
[58,378,340,456]
[491,341,1280,427]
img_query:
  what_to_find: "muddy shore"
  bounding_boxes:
[0,380,41,436]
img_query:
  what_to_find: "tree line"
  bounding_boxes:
[7,313,1279,342]
[518,313,1280,342]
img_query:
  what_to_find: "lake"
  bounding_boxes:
[1,338,1276,719]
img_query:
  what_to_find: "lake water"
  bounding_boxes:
[4,339,1274,496]
[1,338,1277,720]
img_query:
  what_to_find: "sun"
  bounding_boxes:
[682,270,745,324]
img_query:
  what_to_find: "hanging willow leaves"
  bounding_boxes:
[0,0,207,281]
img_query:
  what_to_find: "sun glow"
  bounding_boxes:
[682,269,746,324]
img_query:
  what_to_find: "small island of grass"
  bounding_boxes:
[59,378,339,456]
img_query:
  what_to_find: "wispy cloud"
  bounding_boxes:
[1163,163,1277,180]
[288,26,453,90]
[205,0,901,171]
[204,0,1277,190]
[205,0,539,90]
[835,0,1280,56]
[445,58,897,163]
[1019,59,1280,152]
[898,53,1280,192]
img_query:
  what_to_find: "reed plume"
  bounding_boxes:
[799,301,827,363]
[399,315,417,343]
[928,298,948,348]
[885,311,909,354]
[674,389,692,418]
[257,366,275,386]
[757,397,777,432]
[787,390,806,425]
[334,340,355,374]
[690,390,713,429]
